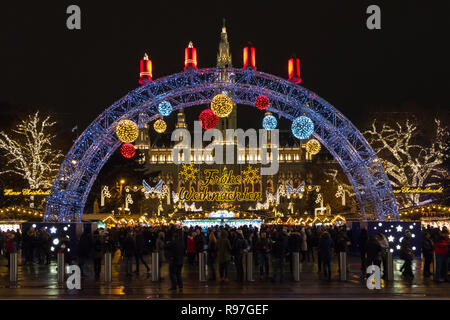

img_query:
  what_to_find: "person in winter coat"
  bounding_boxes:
[155,232,165,276]
[376,233,389,278]
[421,232,434,278]
[92,230,104,279]
[122,231,136,277]
[306,228,314,262]
[271,231,287,283]
[358,228,368,274]
[255,231,272,280]
[217,229,232,281]
[434,233,449,282]
[366,235,382,268]
[335,229,350,274]
[186,232,196,265]
[195,228,207,256]
[135,228,150,274]
[77,229,92,276]
[207,232,218,281]
[399,231,414,279]
[318,232,334,280]
[232,230,249,283]
[300,228,308,262]
[287,230,301,276]
[165,230,185,292]
[5,232,17,268]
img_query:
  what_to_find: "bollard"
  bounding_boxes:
[105,252,112,283]
[9,253,18,284]
[339,252,347,281]
[386,251,394,281]
[199,252,207,282]
[246,252,254,282]
[433,252,438,282]
[292,252,300,282]
[151,252,159,282]
[57,252,65,284]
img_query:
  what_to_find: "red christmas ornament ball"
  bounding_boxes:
[120,143,136,158]
[199,109,219,130]
[255,95,270,110]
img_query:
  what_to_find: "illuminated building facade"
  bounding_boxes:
[133,21,326,212]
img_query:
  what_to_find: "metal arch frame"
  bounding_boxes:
[44,67,398,222]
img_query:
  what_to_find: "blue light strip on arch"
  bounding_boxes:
[44,68,398,222]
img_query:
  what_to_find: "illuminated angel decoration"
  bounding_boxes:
[285,181,305,198]
[142,179,163,197]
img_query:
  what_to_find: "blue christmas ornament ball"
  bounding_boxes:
[291,116,314,139]
[262,114,277,130]
[158,101,173,117]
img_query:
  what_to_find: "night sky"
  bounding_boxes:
[1,1,449,139]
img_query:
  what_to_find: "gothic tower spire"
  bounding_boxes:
[217,18,232,68]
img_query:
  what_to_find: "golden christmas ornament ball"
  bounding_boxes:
[305,139,321,155]
[153,119,167,133]
[210,93,233,118]
[115,119,139,143]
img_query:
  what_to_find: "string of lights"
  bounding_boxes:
[44,67,397,222]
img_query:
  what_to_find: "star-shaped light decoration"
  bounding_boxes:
[242,165,260,184]
[396,225,403,232]
[388,235,395,242]
[179,163,199,182]
[50,226,57,234]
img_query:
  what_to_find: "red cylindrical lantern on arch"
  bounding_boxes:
[139,53,152,85]
[199,109,219,130]
[121,143,136,158]
[184,41,198,70]
[288,57,302,84]
[243,45,256,70]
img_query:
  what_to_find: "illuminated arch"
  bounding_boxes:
[44,68,398,222]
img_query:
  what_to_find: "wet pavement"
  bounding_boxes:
[0,251,449,300]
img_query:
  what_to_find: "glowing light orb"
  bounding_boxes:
[210,94,233,118]
[53,238,59,245]
[305,139,320,154]
[199,109,219,130]
[120,143,136,158]
[291,116,314,139]
[255,95,270,110]
[153,119,167,133]
[262,114,277,130]
[158,101,173,116]
[116,120,139,143]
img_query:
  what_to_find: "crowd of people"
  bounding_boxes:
[1,223,449,290]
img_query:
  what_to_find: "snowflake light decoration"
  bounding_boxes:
[242,165,260,184]
[292,116,314,139]
[179,163,199,181]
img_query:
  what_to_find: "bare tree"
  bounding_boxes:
[364,118,449,208]
[0,111,63,189]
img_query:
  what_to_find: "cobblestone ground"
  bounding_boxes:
[0,250,449,299]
